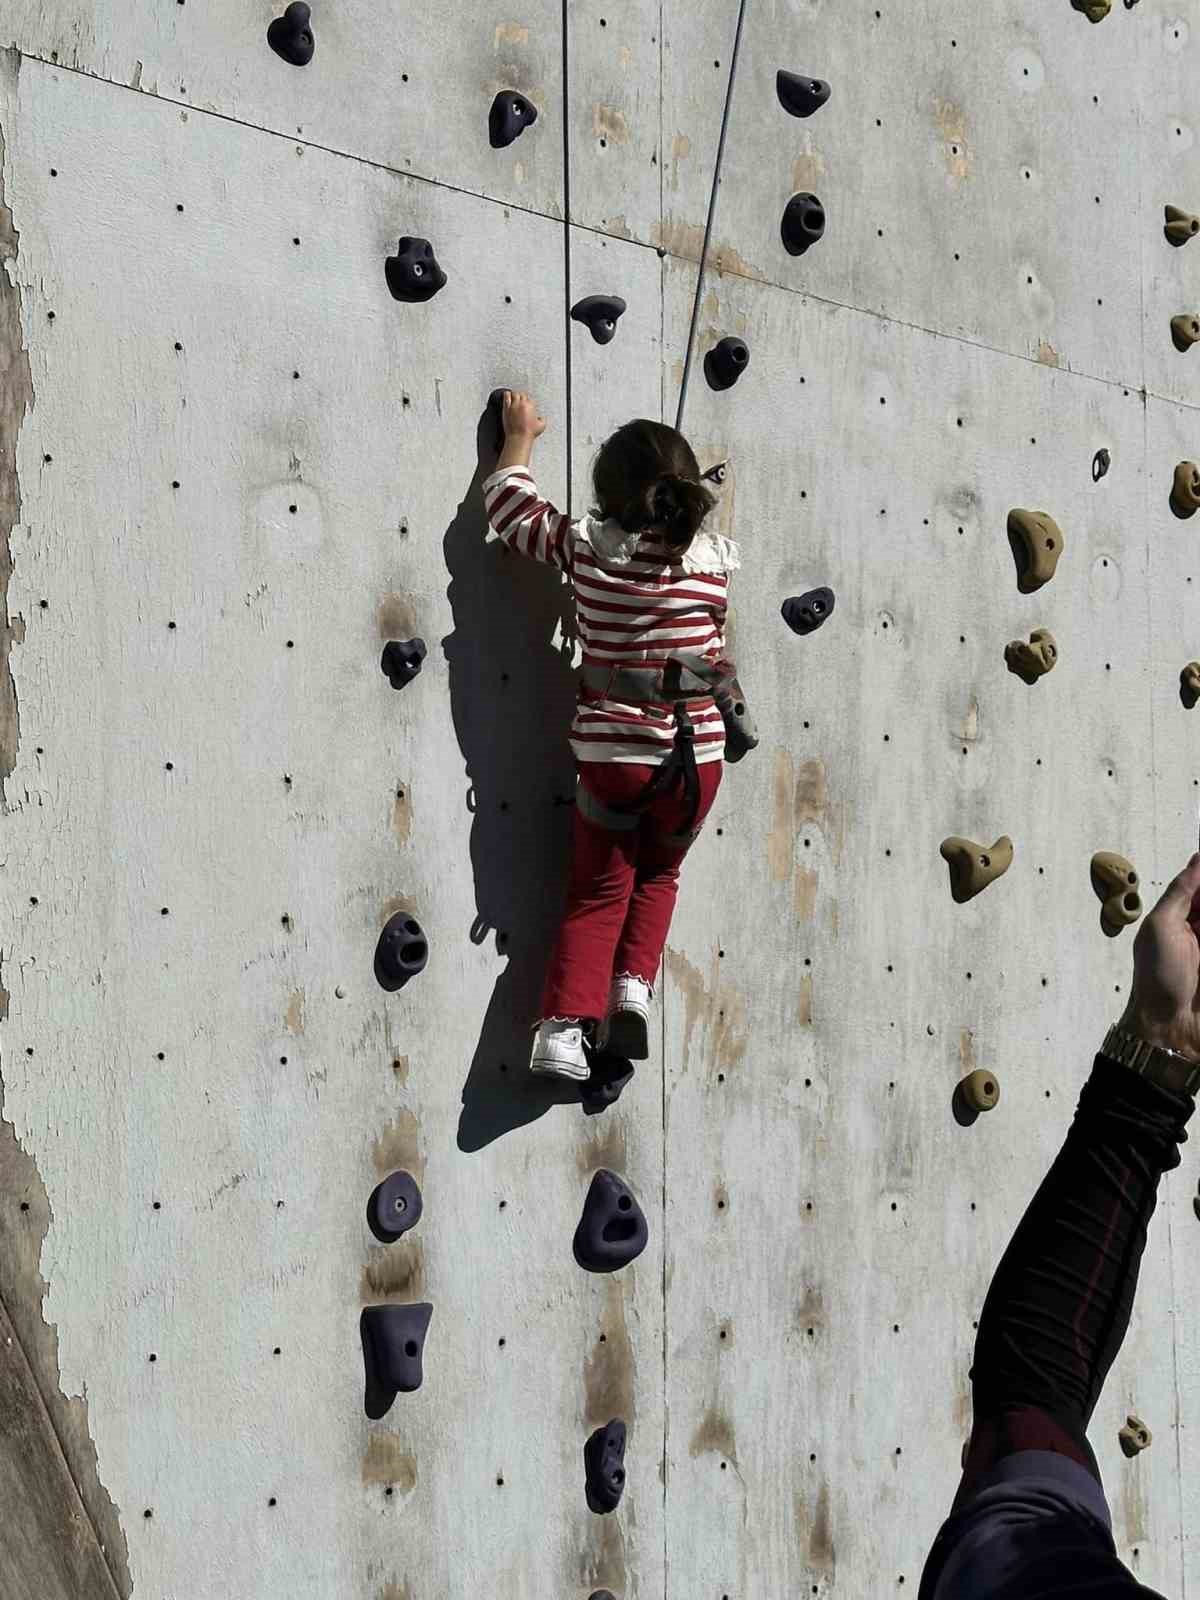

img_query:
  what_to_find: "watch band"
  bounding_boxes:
[1101,1022,1200,1098]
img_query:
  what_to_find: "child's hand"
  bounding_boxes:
[502,390,548,441]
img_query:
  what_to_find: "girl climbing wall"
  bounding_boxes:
[482,389,750,1081]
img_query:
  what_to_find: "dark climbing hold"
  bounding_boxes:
[489,91,538,148]
[775,69,831,118]
[782,587,835,636]
[571,295,626,345]
[381,638,427,690]
[589,1593,618,1600]
[584,1419,627,1514]
[374,912,429,993]
[573,1169,648,1272]
[367,1170,423,1243]
[1092,448,1111,482]
[704,336,750,392]
[781,192,825,257]
[267,2,314,66]
[580,1055,636,1116]
[360,1303,433,1417]
[385,238,447,304]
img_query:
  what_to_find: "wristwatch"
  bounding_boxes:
[1101,1022,1200,1097]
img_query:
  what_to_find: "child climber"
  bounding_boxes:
[482,389,750,1082]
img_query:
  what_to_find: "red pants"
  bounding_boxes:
[540,758,724,1024]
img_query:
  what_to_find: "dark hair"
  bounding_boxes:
[591,419,717,553]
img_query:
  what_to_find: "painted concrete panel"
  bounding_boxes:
[0,4,1198,1599]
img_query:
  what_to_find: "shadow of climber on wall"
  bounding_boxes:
[442,403,583,1150]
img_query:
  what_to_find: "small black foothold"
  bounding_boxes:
[381,638,427,690]
[268,2,314,66]
[489,91,539,148]
[571,295,627,345]
[776,69,831,118]
[584,1419,627,1514]
[781,587,835,636]
[573,1169,648,1272]
[374,912,429,993]
[385,238,447,303]
[367,1170,423,1243]
[360,1303,433,1417]
[781,192,826,257]
[704,336,750,392]
[1092,447,1111,482]
[581,1054,636,1116]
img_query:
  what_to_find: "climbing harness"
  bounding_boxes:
[575,653,758,847]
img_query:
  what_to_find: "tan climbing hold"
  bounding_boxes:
[1007,510,1064,594]
[1165,205,1200,247]
[1070,0,1110,18]
[1004,627,1057,686]
[1090,851,1142,935]
[1181,663,1200,709]
[940,836,1013,904]
[1172,314,1200,351]
[1170,461,1200,519]
[957,1069,1000,1115]
[1118,1415,1151,1458]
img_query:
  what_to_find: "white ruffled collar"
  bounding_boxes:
[577,513,740,575]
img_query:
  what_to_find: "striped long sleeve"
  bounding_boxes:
[483,463,733,768]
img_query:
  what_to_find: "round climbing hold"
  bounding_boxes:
[704,336,750,392]
[385,238,447,304]
[781,587,835,636]
[584,1419,627,1514]
[1092,448,1110,482]
[1170,461,1200,519]
[1180,661,1200,709]
[781,192,825,257]
[1164,205,1200,247]
[571,295,627,345]
[1003,627,1057,685]
[957,1069,1000,1117]
[574,1170,648,1272]
[489,91,538,148]
[267,2,314,65]
[1070,0,1111,19]
[1090,851,1142,935]
[374,912,429,993]
[775,69,831,118]
[381,638,427,690]
[367,1170,424,1243]
[1171,314,1200,352]
[360,1303,433,1418]
[1118,1415,1151,1457]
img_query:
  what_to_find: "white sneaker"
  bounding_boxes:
[596,977,652,1060]
[530,1019,591,1081]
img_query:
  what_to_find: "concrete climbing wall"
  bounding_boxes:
[1,2,1200,1597]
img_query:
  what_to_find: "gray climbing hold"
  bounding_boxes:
[360,1303,433,1417]
[574,1170,648,1272]
[385,238,447,303]
[584,1419,626,1513]
[781,192,825,257]
[489,91,538,148]
[374,912,429,992]
[776,69,831,118]
[571,295,626,345]
[268,2,314,65]
[367,1170,423,1243]
[382,638,426,690]
[704,336,750,391]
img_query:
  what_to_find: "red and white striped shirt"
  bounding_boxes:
[483,464,741,767]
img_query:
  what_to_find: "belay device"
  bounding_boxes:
[575,652,758,846]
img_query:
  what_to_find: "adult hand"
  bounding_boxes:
[1119,853,1200,1061]
[501,390,547,440]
